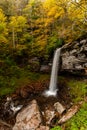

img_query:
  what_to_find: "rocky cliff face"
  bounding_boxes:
[27,39,87,75]
[61,39,87,75]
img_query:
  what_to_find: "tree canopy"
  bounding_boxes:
[0,0,87,55]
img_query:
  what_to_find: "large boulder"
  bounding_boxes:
[13,100,49,130]
[61,39,87,75]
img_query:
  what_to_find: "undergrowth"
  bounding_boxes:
[67,80,87,102]
[0,64,49,97]
[51,126,62,130]
[51,77,87,130]
[65,102,87,130]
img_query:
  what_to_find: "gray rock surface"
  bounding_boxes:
[58,104,80,124]
[54,102,65,114]
[40,65,51,73]
[13,100,49,130]
[61,39,87,74]
[44,109,56,125]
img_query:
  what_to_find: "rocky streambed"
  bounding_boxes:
[0,78,85,130]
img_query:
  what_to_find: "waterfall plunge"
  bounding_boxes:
[44,48,61,97]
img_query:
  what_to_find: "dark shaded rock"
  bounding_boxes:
[28,57,40,72]
[40,65,51,73]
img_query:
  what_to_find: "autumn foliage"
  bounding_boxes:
[0,0,87,56]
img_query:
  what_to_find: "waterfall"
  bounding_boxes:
[44,48,61,97]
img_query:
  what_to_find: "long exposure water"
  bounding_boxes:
[44,48,61,97]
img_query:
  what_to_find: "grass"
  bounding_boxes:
[51,126,62,130]
[65,102,87,130]
[67,80,87,102]
[65,79,87,130]
[0,87,15,96]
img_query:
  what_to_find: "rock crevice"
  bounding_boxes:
[61,39,87,75]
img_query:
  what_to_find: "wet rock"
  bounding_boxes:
[54,102,66,114]
[10,102,23,115]
[58,104,80,124]
[3,97,23,120]
[13,100,48,130]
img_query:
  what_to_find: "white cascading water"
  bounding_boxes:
[44,48,61,97]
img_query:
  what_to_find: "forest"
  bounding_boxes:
[0,0,87,130]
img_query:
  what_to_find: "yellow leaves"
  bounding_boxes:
[16,44,27,50]
[0,35,8,43]
[36,18,43,25]
[68,0,85,22]
[47,6,57,17]
[17,16,27,26]
[0,8,6,22]
[45,18,53,26]
[10,16,17,28]
[69,7,84,22]
[9,16,27,30]
[9,0,87,46]
[54,9,64,19]
[0,23,6,33]
[34,29,41,35]
[37,38,47,47]
[43,0,56,9]
[0,8,8,43]
[36,34,47,47]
